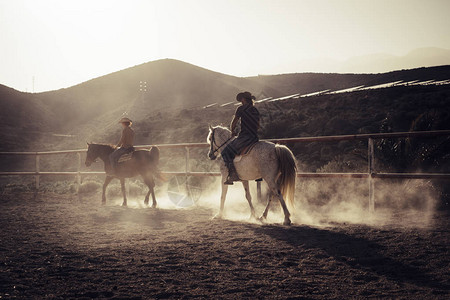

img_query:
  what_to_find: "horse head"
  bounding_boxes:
[85,142,103,167]
[207,125,232,160]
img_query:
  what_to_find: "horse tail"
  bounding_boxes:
[149,146,160,163]
[275,144,297,209]
[147,146,166,181]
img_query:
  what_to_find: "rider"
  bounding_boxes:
[109,117,135,173]
[221,91,260,185]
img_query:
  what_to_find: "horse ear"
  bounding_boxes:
[86,142,90,146]
[209,125,213,131]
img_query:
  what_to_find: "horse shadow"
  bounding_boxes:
[250,223,448,291]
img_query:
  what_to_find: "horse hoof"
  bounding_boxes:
[213,213,223,220]
[151,204,157,209]
[258,216,267,223]
[283,219,292,226]
[122,203,127,207]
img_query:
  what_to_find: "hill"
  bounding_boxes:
[0,59,280,151]
[339,47,450,73]
[0,59,450,152]
[247,65,450,96]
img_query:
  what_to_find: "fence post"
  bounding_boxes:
[185,147,190,175]
[185,147,190,192]
[77,152,82,192]
[35,154,40,189]
[368,138,375,212]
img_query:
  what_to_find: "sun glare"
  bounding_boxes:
[0,0,449,91]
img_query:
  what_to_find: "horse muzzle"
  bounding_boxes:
[208,152,217,160]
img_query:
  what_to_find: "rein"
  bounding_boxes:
[211,128,234,155]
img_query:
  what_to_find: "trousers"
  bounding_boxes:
[221,133,258,164]
[109,147,133,168]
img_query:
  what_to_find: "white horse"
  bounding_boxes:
[207,125,297,225]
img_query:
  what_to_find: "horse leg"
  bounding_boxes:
[260,193,272,221]
[214,178,228,219]
[150,189,157,208]
[102,176,113,205]
[266,180,291,225]
[143,177,157,208]
[278,195,292,226]
[144,188,151,206]
[120,178,127,207]
[242,180,256,219]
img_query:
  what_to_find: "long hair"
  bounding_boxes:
[237,91,256,105]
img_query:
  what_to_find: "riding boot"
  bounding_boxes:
[224,163,240,185]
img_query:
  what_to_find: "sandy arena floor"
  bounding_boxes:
[0,191,449,299]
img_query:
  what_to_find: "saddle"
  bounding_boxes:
[117,151,134,163]
[233,142,258,163]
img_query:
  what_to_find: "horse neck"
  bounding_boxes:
[216,128,232,146]
[96,145,114,162]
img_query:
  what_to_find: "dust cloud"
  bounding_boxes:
[295,178,438,228]
[84,171,439,230]
[192,177,439,229]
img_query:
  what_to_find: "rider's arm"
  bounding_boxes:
[116,130,125,147]
[230,115,239,136]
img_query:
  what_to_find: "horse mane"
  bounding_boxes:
[90,143,116,150]
[208,125,231,143]
[212,125,230,132]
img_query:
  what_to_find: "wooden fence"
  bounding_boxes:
[1,130,450,211]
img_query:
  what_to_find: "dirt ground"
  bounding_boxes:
[0,191,449,299]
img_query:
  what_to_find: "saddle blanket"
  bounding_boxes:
[233,142,258,162]
[118,152,133,163]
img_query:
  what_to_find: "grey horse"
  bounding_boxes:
[207,126,297,225]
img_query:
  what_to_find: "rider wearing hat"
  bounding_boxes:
[109,117,135,173]
[221,91,260,185]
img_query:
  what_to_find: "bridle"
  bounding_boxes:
[210,128,233,155]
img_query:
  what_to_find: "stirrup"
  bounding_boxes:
[224,173,240,185]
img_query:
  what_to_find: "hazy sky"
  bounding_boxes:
[1,0,449,92]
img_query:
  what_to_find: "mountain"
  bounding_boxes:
[338,47,450,73]
[0,59,282,151]
[38,59,280,127]
[247,65,450,96]
[0,59,450,152]
[279,47,450,74]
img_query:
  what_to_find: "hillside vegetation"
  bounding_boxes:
[1,60,449,152]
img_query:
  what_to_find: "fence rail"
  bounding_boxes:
[1,130,450,212]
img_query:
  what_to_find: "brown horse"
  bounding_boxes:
[85,143,160,207]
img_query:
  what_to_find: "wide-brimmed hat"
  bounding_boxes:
[118,117,132,124]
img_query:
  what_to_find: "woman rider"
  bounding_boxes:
[221,91,260,185]
[109,117,135,173]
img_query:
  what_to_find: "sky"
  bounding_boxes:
[1,0,450,92]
